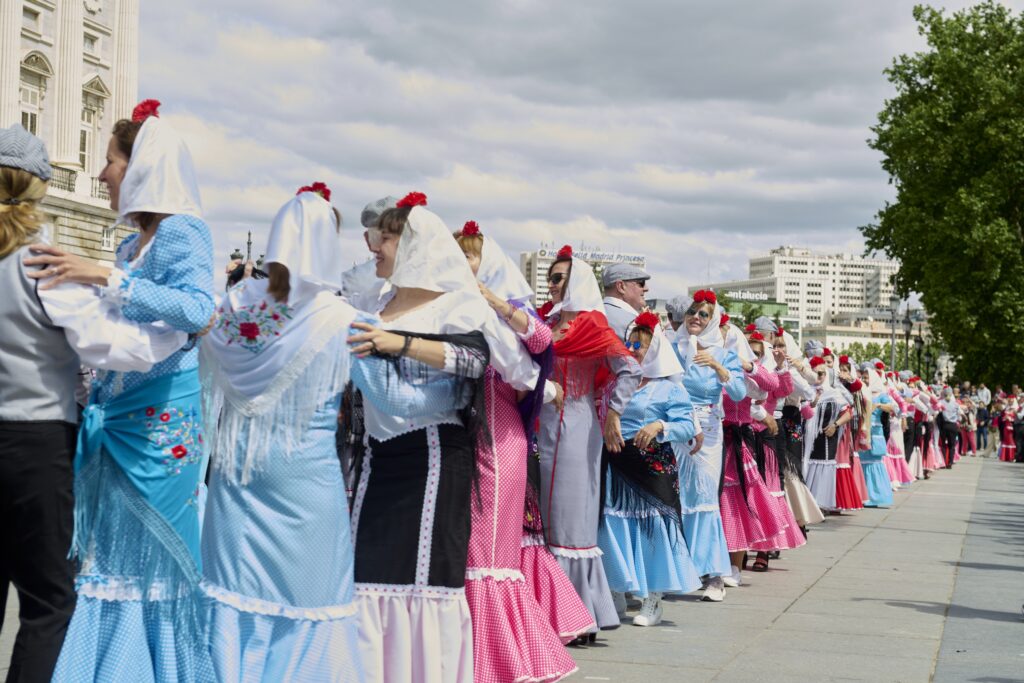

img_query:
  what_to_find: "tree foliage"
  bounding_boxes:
[863,2,1024,385]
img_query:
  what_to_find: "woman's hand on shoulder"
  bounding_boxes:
[24,243,111,289]
[347,321,407,358]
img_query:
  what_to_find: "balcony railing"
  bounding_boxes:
[91,177,110,200]
[50,166,78,193]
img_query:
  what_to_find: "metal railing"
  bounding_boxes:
[91,177,110,200]
[50,166,77,192]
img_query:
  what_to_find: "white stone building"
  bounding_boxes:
[520,245,646,306]
[690,246,901,327]
[1,0,139,263]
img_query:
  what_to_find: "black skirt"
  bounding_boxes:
[352,423,474,588]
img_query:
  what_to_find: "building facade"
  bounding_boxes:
[1,0,139,264]
[690,246,901,328]
[520,245,646,305]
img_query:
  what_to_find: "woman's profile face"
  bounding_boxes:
[97,136,129,212]
[684,302,712,335]
[750,341,764,362]
[367,228,400,279]
[547,261,570,303]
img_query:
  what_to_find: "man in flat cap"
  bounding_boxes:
[601,262,651,340]
[341,196,396,311]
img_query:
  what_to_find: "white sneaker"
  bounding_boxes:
[632,593,663,626]
[701,576,726,602]
[612,591,627,618]
[722,566,742,588]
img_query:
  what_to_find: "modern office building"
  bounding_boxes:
[520,245,646,305]
[2,0,139,264]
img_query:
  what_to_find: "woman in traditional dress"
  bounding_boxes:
[453,222,580,682]
[537,245,641,644]
[2,123,191,682]
[199,186,366,682]
[858,364,896,508]
[834,363,866,512]
[598,311,701,626]
[718,321,789,586]
[32,100,218,680]
[345,193,492,683]
[666,293,743,602]
[802,357,852,512]
[998,397,1017,462]
[884,375,916,486]
[746,332,805,571]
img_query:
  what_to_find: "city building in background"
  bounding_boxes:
[690,246,901,330]
[1,0,139,265]
[520,244,646,305]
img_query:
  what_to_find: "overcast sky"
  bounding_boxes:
[138,0,1021,297]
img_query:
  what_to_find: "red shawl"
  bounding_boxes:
[546,310,631,399]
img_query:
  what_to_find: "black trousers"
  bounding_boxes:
[903,416,916,463]
[0,421,77,683]
[939,421,959,469]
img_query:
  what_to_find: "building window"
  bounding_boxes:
[101,226,114,251]
[84,33,98,54]
[22,7,40,30]
[20,82,41,135]
[79,107,96,172]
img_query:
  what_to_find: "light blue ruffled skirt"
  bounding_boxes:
[681,510,732,577]
[859,452,894,508]
[599,511,702,597]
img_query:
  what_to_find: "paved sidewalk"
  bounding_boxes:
[573,456,1023,682]
[2,457,1019,681]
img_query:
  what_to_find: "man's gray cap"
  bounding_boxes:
[601,262,650,288]
[754,316,778,335]
[898,370,912,381]
[858,361,873,373]
[665,295,691,323]
[360,196,399,228]
[0,124,51,182]
[804,339,824,357]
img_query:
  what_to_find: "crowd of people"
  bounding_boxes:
[0,101,1018,683]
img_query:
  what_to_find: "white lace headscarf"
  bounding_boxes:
[390,204,479,294]
[477,235,535,305]
[671,296,724,369]
[263,191,342,307]
[117,115,202,225]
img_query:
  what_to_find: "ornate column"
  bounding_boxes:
[52,0,84,167]
[0,0,21,126]
[111,0,138,121]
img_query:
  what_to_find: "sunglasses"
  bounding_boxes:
[685,308,711,320]
[624,340,643,351]
[547,273,566,285]
[816,371,828,378]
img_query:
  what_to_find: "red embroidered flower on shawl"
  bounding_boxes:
[172,445,188,459]
[239,322,260,340]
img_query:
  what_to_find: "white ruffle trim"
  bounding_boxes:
[548,546,603,560]
[681,503,720,514]
[76,575,189,602]
[465,567,525,583]
[603,508,663,519]
[201,580,358,621]
[769,491,786,498]
[521,534,547,548]
[356,582,466,600]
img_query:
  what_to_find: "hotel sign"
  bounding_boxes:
[726,290,770,302]
[538,249,645,266]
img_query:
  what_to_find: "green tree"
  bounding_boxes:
[739,302,764,325]
[862,2,1024,385]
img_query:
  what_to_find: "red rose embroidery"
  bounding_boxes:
[272,313,280,320]
[239,322,260,340]
[172,445,188,459]
[160,413,171,422]
[145,407,156,417]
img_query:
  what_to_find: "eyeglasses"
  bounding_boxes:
[624,340,643,351]
[685,308,711,320]
[816,371,828,378]
[625,279,648,287]
[547,273,566,285]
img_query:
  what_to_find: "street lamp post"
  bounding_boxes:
[914,332,924,377]
[924,349,934,383]
[902,309,913,370]
[889,294,900,370]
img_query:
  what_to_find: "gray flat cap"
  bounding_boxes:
[804,339,824,357]
[898,370,912,381]
[360,196,399,228]
[858,361,873,373]
[665,295,691,323]
[601,262,650,288]
[754,315,778,335]
[0,124,51,181]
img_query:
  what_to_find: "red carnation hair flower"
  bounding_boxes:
[461,220,481,237]
[777,326,785,335]
[693,289,717,305]
[719,313,730,326]
[875,361,885,370]
[839,355,850,365]
[849,379,863,393]
[296,181,332,202]
[822,347,833,357]
[749,331,765,342]
[556,245,573,260]
[633,311,661,332]
[810,356,826,369]
[132,99,161,123]
[397,191,427,208]
[745,323,757,333]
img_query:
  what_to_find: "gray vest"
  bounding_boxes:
[0,244,78,423]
